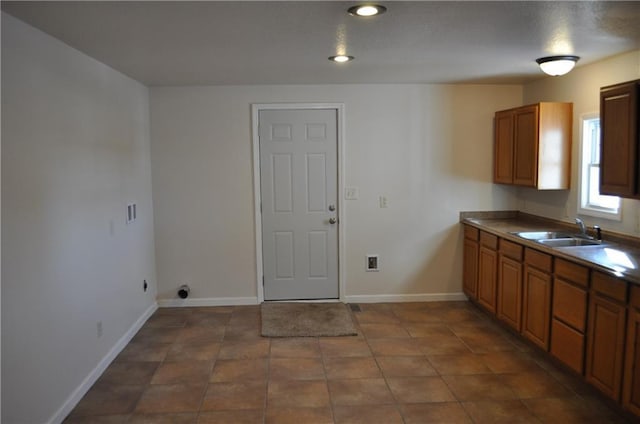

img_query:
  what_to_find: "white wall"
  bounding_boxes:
[520,50,640,234]
[1,13,157,424]
[150,84,521,303]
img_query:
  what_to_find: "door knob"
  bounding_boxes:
[329,217,337,224]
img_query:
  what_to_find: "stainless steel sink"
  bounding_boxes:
[537,238,604,247]
[511,231,606,248]
[512,231,573,240]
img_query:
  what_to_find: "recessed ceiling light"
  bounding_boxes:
[329,55,354,63]
[536,55,580,76]
[348,4,387,17]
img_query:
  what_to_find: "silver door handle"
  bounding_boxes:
[329,217,337,224]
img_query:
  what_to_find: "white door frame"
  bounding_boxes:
[252,103,346,303]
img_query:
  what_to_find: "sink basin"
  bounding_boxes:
[511,231,573,240]
[511,231,606,248]
[537,238,604,247]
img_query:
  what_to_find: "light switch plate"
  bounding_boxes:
[345,187,359,200]
[379,196,388,208]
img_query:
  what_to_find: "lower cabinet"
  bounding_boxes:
[461,224,640,419]
[551,259,589,374]
[586,271,628,401]
[477,231,498,313]
[462,225,479,299]
[497,239,523,331]
[624,286,640,415]
[521,248,552,350]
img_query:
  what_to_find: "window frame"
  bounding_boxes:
[577,112,622,221]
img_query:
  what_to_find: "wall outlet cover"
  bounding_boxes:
[366,254,379,271]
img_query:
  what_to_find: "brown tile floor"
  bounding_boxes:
[64,301,633,423]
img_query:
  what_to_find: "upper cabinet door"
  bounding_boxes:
[513,105,539,187]
[494,110,515,184]
[493,102,572,190]
[600,81,639,198]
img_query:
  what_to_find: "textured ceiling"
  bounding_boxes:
[2,1,640,86]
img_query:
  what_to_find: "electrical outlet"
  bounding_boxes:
[366,254,379,272]
[97,321,103,338]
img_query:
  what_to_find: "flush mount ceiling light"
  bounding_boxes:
[348,4,387,17]
[329,55,354,63]
[536,55,580,76]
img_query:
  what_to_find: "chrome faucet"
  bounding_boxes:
[575,218,588,237]
[575,218,602,241]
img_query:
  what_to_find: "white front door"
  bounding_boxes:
[259,108,339,300]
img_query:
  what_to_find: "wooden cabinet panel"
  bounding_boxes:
[555,258,590,288]
[464,225,479,241]
[497,255,523,331]
[522,265,552,349]
[494,102,572,190]
[478,245,498,313]
[463,238,479,299]
[600,80,639,198]
[525,248,552,273]
[551,318,585,374]
[494,110,515,184]
[624,304,640,415]
[553,279,588,332]
[500,239,523,261]
[480,231,498,249]
[551,258,590,375]
[586,294,627,400]
[513,106,538,187]
[593,271,628,303]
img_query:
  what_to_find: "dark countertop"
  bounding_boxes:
[460,211,640,285]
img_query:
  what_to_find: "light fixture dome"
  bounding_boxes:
[329,55,354,63]
[536,55,580,76]
[348,4,387,17]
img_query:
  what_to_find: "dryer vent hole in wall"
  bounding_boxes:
[178,284,190,299]
[366,255,379,271]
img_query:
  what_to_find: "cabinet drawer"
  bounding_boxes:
[551,318,585,375]
[592,271,628,303]
[525,248,552,273]
[555,259,589,288]
[480,231,498,250]
[500,239,523,260]
[464,225,479,241]
[553,278,588,332]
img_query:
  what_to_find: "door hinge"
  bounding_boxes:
[262,276,265,286]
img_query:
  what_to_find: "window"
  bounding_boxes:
[578,114,621,220]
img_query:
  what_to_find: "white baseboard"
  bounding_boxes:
[48,302,158,424]
[157,296,259,307]
[344,292,468,303]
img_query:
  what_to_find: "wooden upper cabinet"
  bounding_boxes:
[494,102,572,189]
[513,105,539,186]
[494,110,515,184]
[600,80,639,198]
